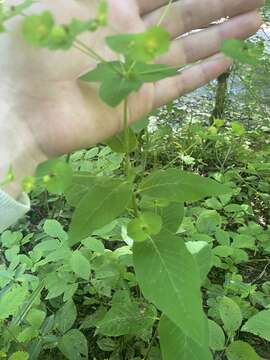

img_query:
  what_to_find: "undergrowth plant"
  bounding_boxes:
[0,1,269,360]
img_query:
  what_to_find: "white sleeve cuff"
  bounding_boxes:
[0,190,30,233]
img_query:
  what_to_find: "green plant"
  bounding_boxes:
[1,1,270,360]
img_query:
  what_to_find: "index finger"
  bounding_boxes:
[136,0,172,15]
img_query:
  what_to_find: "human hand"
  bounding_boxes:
[0,0,263,196]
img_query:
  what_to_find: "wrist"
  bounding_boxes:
[0,110,47,199]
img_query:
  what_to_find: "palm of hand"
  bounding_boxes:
[1,0,262,156]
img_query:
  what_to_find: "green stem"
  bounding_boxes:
[75,39,106,63]
[123,98,131,177]
[73,43,97,60]
[143,324,159,360]
[132,192,139,217]
[157,0,173,26]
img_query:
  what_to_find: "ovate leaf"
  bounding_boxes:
[133,230,205,345]
[139,169,230,202]
[56,300,77,334]
[196,210,221,234]
[97,300,156,337]
[99,73,142,107]
[158,202,184,234]
[219,297,243,336]
[70,251,91,280]
[226,341,261,360]
[208,319,225,351]
[36,159,73,195]
[0,285,28,320]
[69,178,132,245]
[186,241,213,283]
[64,174,96,206]
[80,61,142,107]
[159,315,212,360]
[58,329,88,360]
[241,309,270,341]
[9,351,29,360]
[26,308,46,329]
[106,128,137,154]
[221,39,259,65]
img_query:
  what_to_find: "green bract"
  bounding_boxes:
[221,39,260,65]
[127,212,162,242]
[106,26,171,62]
[22,11,54,47]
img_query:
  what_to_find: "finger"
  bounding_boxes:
[153,54,233,108]
[137,0,172,16]
[143,0,264,39]
[157,11,262,67]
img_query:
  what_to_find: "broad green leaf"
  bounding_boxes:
[127,212,162,242]
[9,351,29,360]
[69,178,132,245]
[17,327,38,343]
[70,251,91,280]
[58,329,88,360]
[159,315,212,360]
[64,174,96,206]
[80,61,121,82]
[158,202,184,233]
[56,300,77,334]
[208,319,225,351]
[0,231,23,248]
[82,237,105,253]
[133,230,205,345]
[213,245,234,258]
[196,210,221,234]
[97,301,156,337]
[226,341,261,360]
[219,296,243,336]
[215,229,230,246]
[80,60,177,107]
[26,309,46,329]
[99,73,141,106]
[186,241,213,283]
[241,309,270,341]
[106,128,137,154]
[0,284,28,320]
[106,26,170,62]
[232,234,255,249]
[80,61,142,107]
[36,159,73,195]
[139,169,230,202]
[221,39,259,65]
[43,220,67,242]
[131,116,150,133]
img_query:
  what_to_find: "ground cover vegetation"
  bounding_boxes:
[0,1,270,359]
